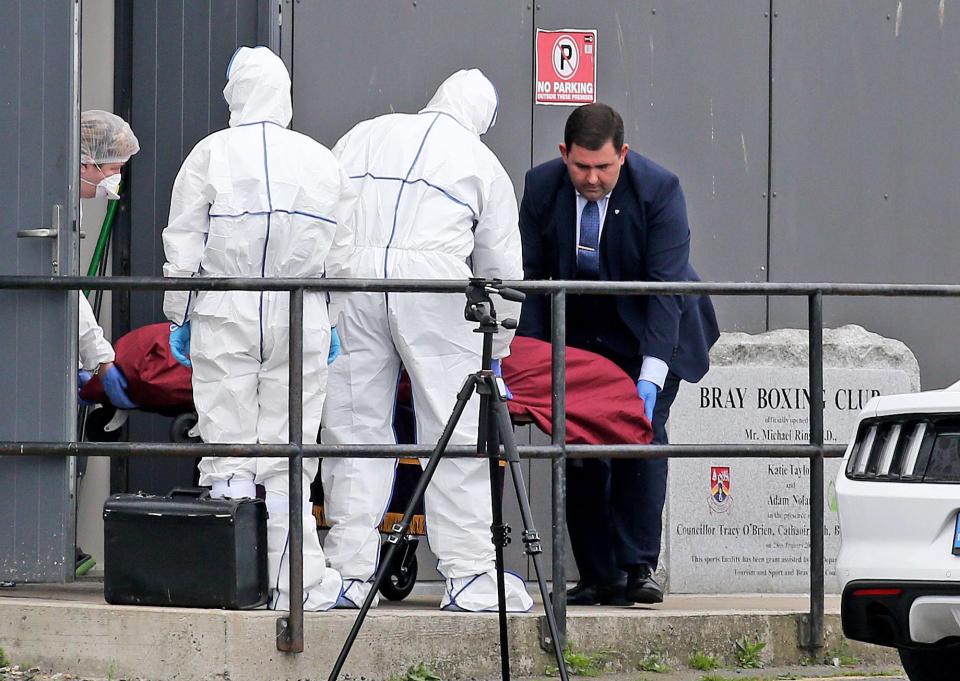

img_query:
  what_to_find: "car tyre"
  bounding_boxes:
[899,646,960,681]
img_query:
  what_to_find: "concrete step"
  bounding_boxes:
[0,581,898,681]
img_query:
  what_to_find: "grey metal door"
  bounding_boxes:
[0,0,81,582]
[768,0,960,388]
[288,0,536,579]
[114,0,261,495]
[534,1,771,333]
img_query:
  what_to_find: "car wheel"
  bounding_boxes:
[899,646,960,681]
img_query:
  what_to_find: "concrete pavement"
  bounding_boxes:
[0,579,901,681]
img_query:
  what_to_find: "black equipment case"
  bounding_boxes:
[103,488,268,609]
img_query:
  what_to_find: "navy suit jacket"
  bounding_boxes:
[517,150,719,383]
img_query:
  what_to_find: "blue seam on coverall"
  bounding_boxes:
[179,232,209,327]
[383,113,442,278]
[340,579,362,607]
[210,208,336,224]
[445,573,482,610]
[484,83,500,134]
[274,531,290,609]
[259,123,274,361]
[235,120,286,128]
[349,173,477,219]
[224,45,274,79]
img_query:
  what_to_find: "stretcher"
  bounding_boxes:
[81,325,653,600]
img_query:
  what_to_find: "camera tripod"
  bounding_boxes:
[328,279,569,681]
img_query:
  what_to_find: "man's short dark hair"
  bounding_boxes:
[564,103,624,151]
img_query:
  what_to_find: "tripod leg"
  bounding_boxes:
[493,400,570,681]
[328,374,480,681]
[485,402,511,681]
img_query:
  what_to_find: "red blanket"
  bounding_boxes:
[81,325,652,445]
[502,336,652,445]
[80,323,193,409]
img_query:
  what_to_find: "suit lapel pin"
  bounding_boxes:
[613,208,620,215]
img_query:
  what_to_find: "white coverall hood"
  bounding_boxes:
[419,68,498,136]
[223,46,292,128]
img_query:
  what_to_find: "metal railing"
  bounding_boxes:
[3,275,959,654]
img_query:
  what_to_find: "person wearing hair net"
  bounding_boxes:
[71,110,140,578]
[321,69,531,612]
[77,110,140,411]
[161,46,355,611]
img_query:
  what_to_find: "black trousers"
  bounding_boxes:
[565,370,681,582]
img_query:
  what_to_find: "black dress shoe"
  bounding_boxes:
[563,581,593,600]
[566,581,633,606]
[626,566,663,604]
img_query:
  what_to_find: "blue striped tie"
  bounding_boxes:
[577,200,600,278]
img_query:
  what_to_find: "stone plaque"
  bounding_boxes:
[665,325,920,594]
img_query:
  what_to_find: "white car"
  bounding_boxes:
[836,381,960,681]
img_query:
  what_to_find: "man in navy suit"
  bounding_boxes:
[518,104,719,605]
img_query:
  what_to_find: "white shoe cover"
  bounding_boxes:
[265,495,344,612]
[440,570,533,612]
[210,478,256,499]
[333,578,380,609]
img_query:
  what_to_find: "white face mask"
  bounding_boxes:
[95,172,122,200]
[81,163,122,200]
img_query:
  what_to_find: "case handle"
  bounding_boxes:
[169,487,210,499]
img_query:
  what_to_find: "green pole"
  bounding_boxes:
[83,196,119,297]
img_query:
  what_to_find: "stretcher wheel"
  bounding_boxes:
[378,539,418,601]
[171,412,202,443]
[84,406,122,443]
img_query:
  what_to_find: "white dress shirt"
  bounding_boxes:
[574,191,668,389]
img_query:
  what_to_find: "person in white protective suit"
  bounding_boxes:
[77,110,141,411]
[160,46,355,611]
[321,69,533,612]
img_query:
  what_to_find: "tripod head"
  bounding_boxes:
[464,278,526,333]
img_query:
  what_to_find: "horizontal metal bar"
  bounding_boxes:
[565,444,846,459]
[0,441,846,459]
[2,275,960,297]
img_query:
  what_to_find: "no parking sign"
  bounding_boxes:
[535,29,597,106]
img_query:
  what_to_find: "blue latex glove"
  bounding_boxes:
[169,322,192,367]
[77,370,95,407]
[490,359,513,400]
[636,379,658,423]
[328,327,341,365]
[102,365,139,410]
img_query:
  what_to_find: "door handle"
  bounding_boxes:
[15,205,63,274]
[16,228,58,238]
[17,213,82,238]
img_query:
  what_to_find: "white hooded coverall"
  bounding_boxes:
[161,46,355,611]
[321,69,531,611]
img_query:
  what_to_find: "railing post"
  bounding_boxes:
[807,290,825,651]
[277,287,305,653]
[550,290,567,649]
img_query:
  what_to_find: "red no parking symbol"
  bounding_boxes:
[535,29,597,106]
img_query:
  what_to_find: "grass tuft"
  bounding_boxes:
[687,650,720,671]
[734,636,766,668]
